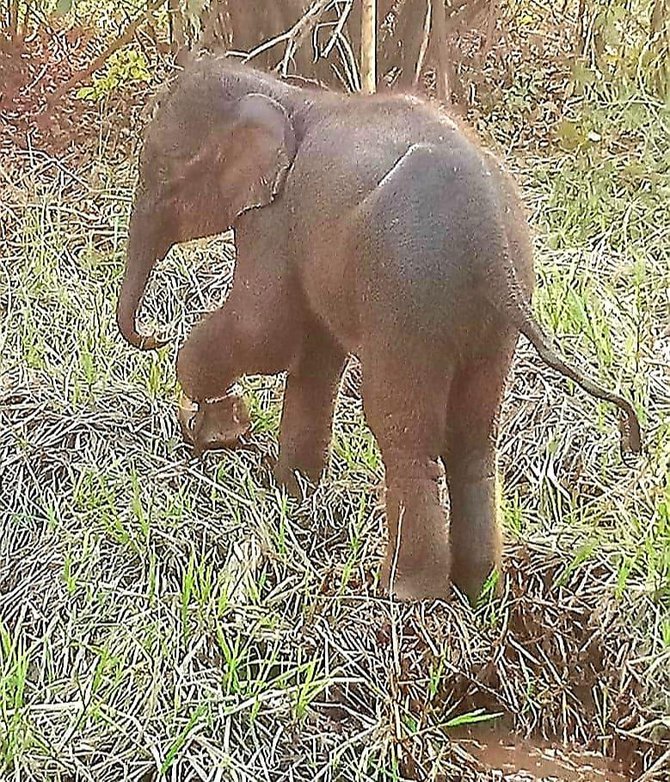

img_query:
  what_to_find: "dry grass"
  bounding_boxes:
[1,80,669,781]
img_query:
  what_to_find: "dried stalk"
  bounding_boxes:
[335,30,361,90]
[242,0,334,68]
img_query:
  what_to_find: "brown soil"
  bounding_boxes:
[0,26,155,158]
[454,724,630,781]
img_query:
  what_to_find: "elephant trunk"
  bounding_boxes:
[117,201,171,350]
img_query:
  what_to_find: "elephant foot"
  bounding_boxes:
[379,476,451,602]
[380,531,451,601]
[178,393,251,456]
[272,459,321,499]
[451,560,503,606]
[380,557,451,602]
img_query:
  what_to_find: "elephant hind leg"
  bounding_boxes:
[442,334,517,604]
[360,357,452,602]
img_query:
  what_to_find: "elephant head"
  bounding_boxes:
[117,57,298,349]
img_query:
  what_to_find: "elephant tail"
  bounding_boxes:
[497,256,642,454]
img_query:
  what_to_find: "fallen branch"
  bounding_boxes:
[241,0,361,90]
[320,0,355,59]
[243,0,335,68]
[280,0,336,76]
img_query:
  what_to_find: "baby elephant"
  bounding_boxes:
[117,53,641,604]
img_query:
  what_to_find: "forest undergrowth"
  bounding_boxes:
[1,2,669,780]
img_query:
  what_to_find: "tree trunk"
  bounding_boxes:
[9,0,20,43]
[361,0,377,93]
[168,0,186,53]
[432,0,450,104]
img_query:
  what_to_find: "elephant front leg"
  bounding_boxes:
[274,328,346,496]
[176,290,299,454]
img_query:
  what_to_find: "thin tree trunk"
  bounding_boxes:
[432,0,450,104]
[577,0,587,55]
[651,0,668,38]
[414,0,431,86]
[483,0,500,57]
[198,0,230,50]
[168,0,186,53]
[361,0,377,93]
[9,0,20,42]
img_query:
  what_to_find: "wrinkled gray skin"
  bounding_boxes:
[117,53,641,604]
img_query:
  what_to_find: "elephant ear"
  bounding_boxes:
[221,93,297,219]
